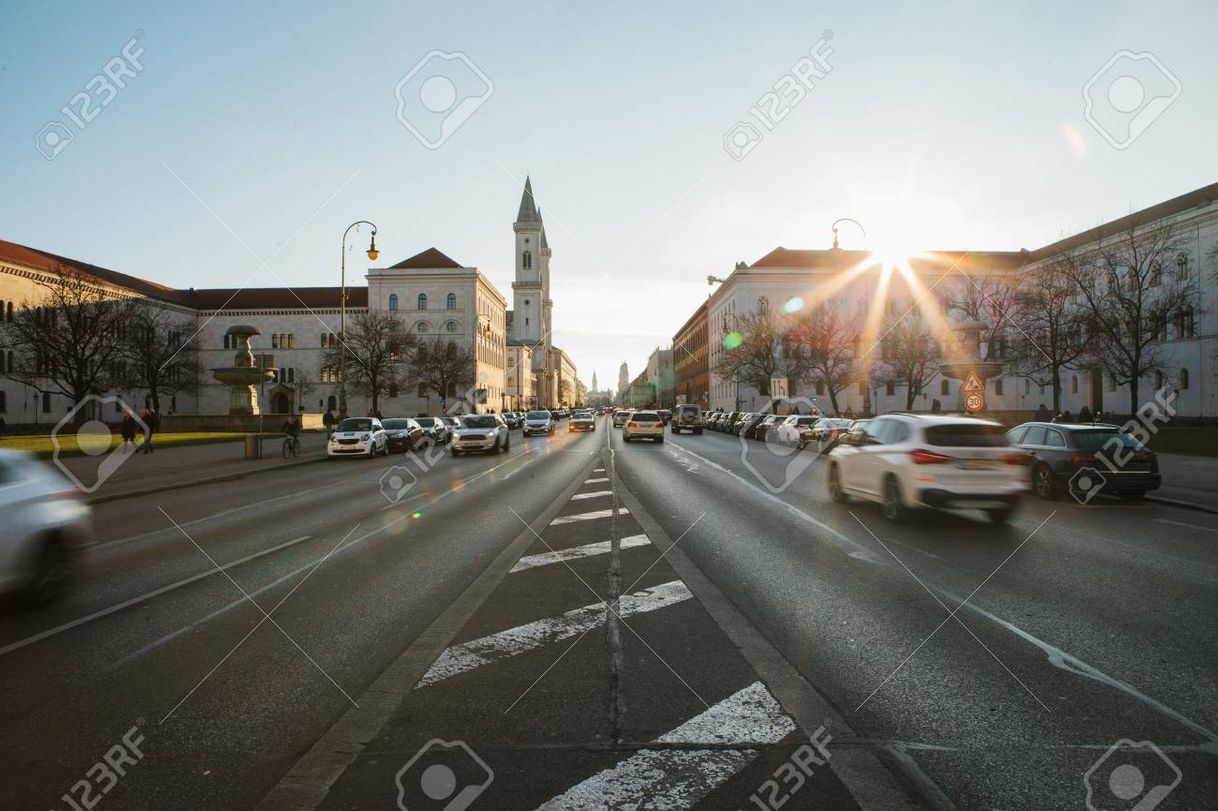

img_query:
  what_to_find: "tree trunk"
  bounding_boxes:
[1051,368,1062,413]
[1129,377,1140,418]
[827,389,840,416]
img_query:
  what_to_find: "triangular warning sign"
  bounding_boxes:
[961,370,984,393]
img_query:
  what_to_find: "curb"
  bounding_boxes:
[85,454,326,505]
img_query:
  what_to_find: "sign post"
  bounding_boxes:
[961,370,985,414]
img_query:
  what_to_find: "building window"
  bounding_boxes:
[418,293,428,310]
[0,391,5,412]
[857,380,865,396]
[42,392,51,413]
[815,380,825,395]
[1024,379,1031,395]
[446,321,458,333]
[1176,253,1189,279]
[321,334,328,347]
[288,368,295,383]
[389,294,398,311]
[885,379,895,396]
[1154,370,1164,390]
[1071,376,1078,394]
[446,341,456,359]
[523,251,532,269]
[287,334,295,349]
[416,321,429,333]
[418,383,427,397]
[994,378,1004,396]
[447,293,457,309]
[271,334,279,349]
[940,379,950,396]
[1180,368,1189,389]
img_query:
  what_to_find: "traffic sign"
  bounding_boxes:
[964,392,985,413]
[961,370,984,393]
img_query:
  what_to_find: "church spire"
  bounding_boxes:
[516,176,540,224]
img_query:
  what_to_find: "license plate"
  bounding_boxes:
[957,459,997,470]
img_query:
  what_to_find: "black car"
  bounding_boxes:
[382,418,427,452]
[1007,421,1161,501]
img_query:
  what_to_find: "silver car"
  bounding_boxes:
[452,414,511,455]
[522,409,556,436]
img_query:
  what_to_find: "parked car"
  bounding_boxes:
[1007,421,1161,501]
[502,412,522,430]
[742,413,775,440]
[523,409,557,436]
[612,410,631,428]
[803,417,853,451]
[414,416,451,445]
[327,416,389,458]
[774,414,820,445]
[0,450,91,604]
[569,410,596,431]
[826,414,1027,523]
[452,413,511,456]
[441,415,461,435]
[623,410,664,443]
[670,404,704,434]
[657,409,672,426]
[705,411,725,431]
[382,418,427,453]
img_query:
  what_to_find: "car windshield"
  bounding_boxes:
[461,415,499,429]
[526,411,549,419]
[382,419,411,430]
[1072,429,1143,452]
[923,423,1009,447]
[337,418,373,432]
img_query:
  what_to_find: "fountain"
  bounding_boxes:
[938,320,1004,413]
[212,325,276,415]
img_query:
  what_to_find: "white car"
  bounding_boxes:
[0,450,91,604]
[774,414,821,445]
[452,414,511,455]
[612,410,631,428]
[522,409,556,436]
[569,410,596,432]
[826,414,1027,523]
[326,416,389,458]
[622,411,664,443]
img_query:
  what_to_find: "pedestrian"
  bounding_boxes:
[121,411,137,448]
[1060,409,1073,424]
[1034,403,1051,421]
[322,408,336,438]
[1078,405,1093,423]
[141,408,159,453]
[0,415,5,440]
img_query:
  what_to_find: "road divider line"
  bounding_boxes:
[584,476,610,484]
[570,490,614,500]
[535,681,796,810]
[510,535,650,572]
[550,507,626,525]
[0,535,314,660]
[417,580,691,687]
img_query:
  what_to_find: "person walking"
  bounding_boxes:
[1034,403,1051,421]
[1078,405,1093,423]
[322,408,336,438]
[121,411,137,448]
[140,408,159,454]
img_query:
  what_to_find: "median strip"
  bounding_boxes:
[510,534,650,572]
[549,507,626,525]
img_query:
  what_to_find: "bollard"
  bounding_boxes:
[244,434,262,459]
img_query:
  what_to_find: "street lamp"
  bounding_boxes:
[339,220,379,417]
[831,218,866,250]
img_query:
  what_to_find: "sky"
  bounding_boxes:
[4,0,1217,394]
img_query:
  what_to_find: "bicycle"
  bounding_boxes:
[282,434,300,458]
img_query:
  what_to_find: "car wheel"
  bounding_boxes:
[881,476,907,524]
[656,435,664,443]
[1031,463,1057,499]
[828,464,847,503]
[986,506,1015,523]
[452,448,462,457]
[694,428,702,435]
[504,436,511,451]
[25,535,74,605]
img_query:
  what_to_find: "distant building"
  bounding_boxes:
[672,300,708,407]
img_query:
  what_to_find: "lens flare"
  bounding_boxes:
[723,331,743,350]
[782,296,804,314]
[410,511,424,519]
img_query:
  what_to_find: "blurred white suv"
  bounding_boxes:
[0,450,92,603]
[452,414,510,455]
[622,411,664,443]
[826,414,1027,523]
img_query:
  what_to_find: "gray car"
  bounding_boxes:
[522,409,556,436]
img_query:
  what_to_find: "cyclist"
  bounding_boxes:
[282,416,301,456]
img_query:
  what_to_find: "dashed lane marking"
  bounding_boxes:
[584,476,610,484]
[570,490,614,500]
[549,507,627,525]
[510,535,650,572]
[535,681,797,810]
[416,580,691,688]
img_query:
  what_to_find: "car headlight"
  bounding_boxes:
[359,433,370,441]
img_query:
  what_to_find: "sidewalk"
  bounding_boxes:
[1147,452,1218,513]
[50,432,328,505]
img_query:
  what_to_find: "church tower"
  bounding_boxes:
[511,176,543,344]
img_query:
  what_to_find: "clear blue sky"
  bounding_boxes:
[4,0,1216,391]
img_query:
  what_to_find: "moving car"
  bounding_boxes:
[452,414,511,455]
[0,450,91,604]
[414,416,451,445]
[826,414,1027,523]
[1007,421,1161,501]
[612,410,631,428]
[622,410,664,442]
[326,417,389,458]
[523,409,557,436]
[382,418,427,453]
[670,404,704,434]
[569,410,596,431]
[774,414,820,445]
[502,412,522,429]
[803,417,853,451]
[656,409,672,426]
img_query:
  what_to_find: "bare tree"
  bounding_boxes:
[712,305,809,407]
[322,311,414,414]
[1061,216,1196,413]
[789,301,858,415]
[947,272,1019,364]
[408,336,475,409]
[1007,257,1093,412]
[880,313,939,410]
[119,300,201,413]
[1,264,133,424]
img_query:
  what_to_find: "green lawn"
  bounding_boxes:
[1147,428,1218,457]
[2,431,251,458]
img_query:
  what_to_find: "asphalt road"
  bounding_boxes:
[2,416,1215,809]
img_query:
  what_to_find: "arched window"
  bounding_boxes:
[4,301,11,321]
[388,294,399,311]
[418,293,428,310]
[1176,253,1189,279]
[1071,376,1078,394]
[447,341,457,359]
[447,293,457,310]
[417,383,427,397]
[994,378,1004,396]
[446,321,458,333]
[41,392,51,413]
[321,333,328,347]
[272,334,279,349]
[288,334,295,349]
[1180,368,1190,389]
[418,344,428,361]
[329,334,337,348]
[1154,370,1164,390]
[757,296,769,314]
[523,251,532,269]
[416,321,429,333]
[940,379,950,396]
[288,368,295,383]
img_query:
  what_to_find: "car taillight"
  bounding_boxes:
[1003,452,1028,465]
[627,422,637,428]
[1070,453,1093,464]
[909,448,951,464]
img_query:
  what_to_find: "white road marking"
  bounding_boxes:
[417,580,690,687]
[510,535,650,572]
[1154,518,1218,533]
[0,535,313,660]
[535,681,796,810]
[570,490,614,500]
[549,507,627,525]
[584,476,610,484]
[592,467,605,473]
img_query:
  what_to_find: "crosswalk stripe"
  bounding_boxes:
[549,507,627,525]
[510,534,650,572]
[417,581,690,688]
[535,681,796,810]
[570,490,614,500]
[584,476,609,484]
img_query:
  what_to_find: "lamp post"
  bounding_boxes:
[830,218,866,250]
[339,220,379,418]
